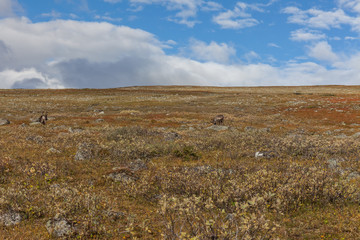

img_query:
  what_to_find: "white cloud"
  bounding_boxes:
[0,17,163,67]
[345,36,357,39]
[283,5,360,33]
[41,10,62,19]
[201,1,222,11]
[307,41,339,63]
[268,43,280,48]
[338,0,360,13]
[1,17,360,88]
[244,51,260,62]
[213,1,276,29]
[0,68,63,89]
[290,29,326,41]
[283,7,352,29]
[129,0,203,27]
[185,39,236,63]
[95,14,122,22]
[213,2,259,29]
[0,0,23,17]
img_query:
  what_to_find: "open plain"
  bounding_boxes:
[1,86,360,239]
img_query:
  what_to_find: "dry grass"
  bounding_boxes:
[0,86,360,239]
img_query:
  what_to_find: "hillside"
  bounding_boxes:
[1,86,360,239]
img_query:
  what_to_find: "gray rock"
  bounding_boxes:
[95,119,104,123]
[165,132,181,141]
[0,210,22,226]
[108,167,138,183]
[244,126,255,132]
[26,135,44,144]
[74,142,95,161]
[327,158,346,175]
[335,134,347,139]
[255,151,277,159]
[347,172,360,181]
[0,119,10,126]
[68,127,84,133]
[206,125,229,131]
[29,122,41,126]
[260,128,271,133]
[106,210,125,221]
[46,214,75,237]
[352,132,360,138]
[328,158,341,170]
[129,159,148,171]
[47,148,61,154]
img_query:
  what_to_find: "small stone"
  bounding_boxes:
[260,127,271,133]
[327,158,345,173]
[255,151,277,159]
[0,210,22,226]
[26,135,44,144]
[129,159,148,171]
[352,132,360,138]
[244,126,255,132]
[107,167,138,183]
[46,214,75,237]
[74,142,95,161]
[165,132,181,141]
[347,172,360,181]
[68,127,84,133]
[255,152,264,158]
[47,148,60,154]
[29,122,41,126]
[206,125,229,131]
[95,119,104,123]
[0,119,10,126]
[335,134,347,138]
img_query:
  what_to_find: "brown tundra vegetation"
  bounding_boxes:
[0,85,360,239]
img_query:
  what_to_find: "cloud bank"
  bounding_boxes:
[1,5,360,89]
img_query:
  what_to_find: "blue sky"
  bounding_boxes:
[1,0,360,88]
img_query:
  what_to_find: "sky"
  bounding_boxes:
[1,0,360,88]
